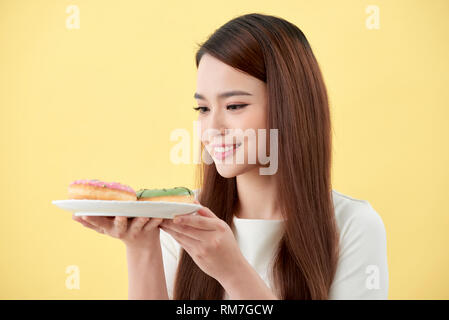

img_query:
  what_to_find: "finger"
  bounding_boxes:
[113,216,128,235]
[73,215,105,234]
[81,215,114,231]
[195,206,217,218]
[128,217,150,233]
[143,217,164,231]
[80,221,105,234]
[160,225,199,248]
[160,220,211,241]
[173,214,216,231]
[72,214,86,224]
[162,227,194,255]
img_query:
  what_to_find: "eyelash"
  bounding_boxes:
[193,104,248,114]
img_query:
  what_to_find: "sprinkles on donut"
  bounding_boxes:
[68,179,137,201]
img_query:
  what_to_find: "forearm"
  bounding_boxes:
[126,243,169,300]
[219,259,279,300]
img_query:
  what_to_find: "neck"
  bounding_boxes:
[234,167,282,220]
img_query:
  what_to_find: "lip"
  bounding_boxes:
[210,143,242,160]
[210,142,242,148]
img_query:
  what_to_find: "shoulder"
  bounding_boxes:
[332,189,387,243]
[329,189,389,299]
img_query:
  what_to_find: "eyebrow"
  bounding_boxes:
[194,90,252,100]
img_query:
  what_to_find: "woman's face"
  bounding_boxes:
[195,53,268,178]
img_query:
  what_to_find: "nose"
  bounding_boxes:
[204,108,227,144]
[208,127,227,146]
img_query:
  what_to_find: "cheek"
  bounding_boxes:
[236,108,267,131]
[198,119,211,143]
[236,110,268,162]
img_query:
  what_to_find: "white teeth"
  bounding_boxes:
[213,144,240,153]
[215,146,233,152]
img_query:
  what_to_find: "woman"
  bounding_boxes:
[74,13,389,300]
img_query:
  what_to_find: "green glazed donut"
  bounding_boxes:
[136,187,194,203]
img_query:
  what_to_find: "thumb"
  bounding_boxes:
[196,205,217,218]
[192,199,216,218]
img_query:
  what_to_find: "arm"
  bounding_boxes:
[72,215,170,299]
[218,258,279,300]
[328,202,389,299]
[126,241,170,300]
[159,202,278,300]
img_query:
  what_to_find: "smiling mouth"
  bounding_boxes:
[211,143,242,160]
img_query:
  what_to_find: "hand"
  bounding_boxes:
[72,214,164,250]
[159,200,246,283]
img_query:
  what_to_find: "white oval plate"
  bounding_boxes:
[52,200,202,219]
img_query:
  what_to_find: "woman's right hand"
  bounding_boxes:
[72,214,164,250]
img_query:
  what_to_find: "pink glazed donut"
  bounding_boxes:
[68,179,137,200]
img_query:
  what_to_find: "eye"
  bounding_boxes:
[193,106,209,114]
[193,104,248,114]
[227,104,248,110]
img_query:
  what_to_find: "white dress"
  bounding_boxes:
[160,189,389,300]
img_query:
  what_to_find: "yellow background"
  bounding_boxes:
[1,0,448,299]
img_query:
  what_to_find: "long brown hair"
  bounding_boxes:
[173,13,340,300]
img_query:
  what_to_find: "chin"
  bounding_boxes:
[214,163,255,178]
